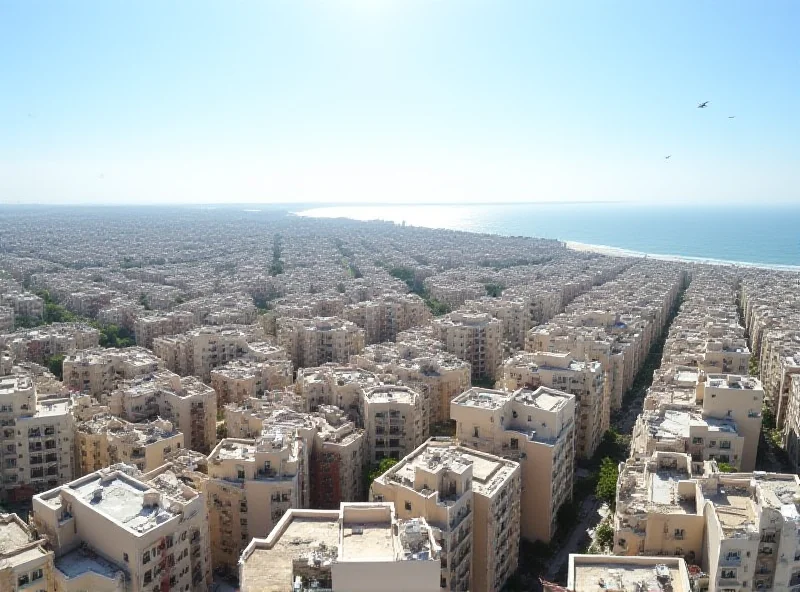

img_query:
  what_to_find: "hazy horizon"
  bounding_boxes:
[2,1,799,206]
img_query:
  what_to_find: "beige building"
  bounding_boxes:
[343,293,432,344]
[62,347,162,397]
[433,311,503,381]
[565,555,692,592]
[206,431,308,575]
[152,325,272,382]
[451,386,576,543]
[614,453,800,592]
[0,512,54,592]
[0,372,74,503]
[210,358,293,406]
[239,503,441,592]
[352,344,471,425]
[0,323,100,365]
[107,371,217,453]
[31,463,212,592]
[134,311,195,349]
[75,415,184,476]
[371,439,521,592]
[363,385,428,463]
[277,316,365,369]
[499,352,606,459]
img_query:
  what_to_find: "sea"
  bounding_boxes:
[295,203,800,271]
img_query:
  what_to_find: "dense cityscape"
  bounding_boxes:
[1,206,800,592]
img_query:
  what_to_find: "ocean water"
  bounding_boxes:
[296,203,800,269]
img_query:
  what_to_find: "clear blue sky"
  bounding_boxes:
[1,1,798,205]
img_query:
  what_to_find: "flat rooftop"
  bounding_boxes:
[340,522,394,561]
[67,473,179,535]
[452,388,509,410]
[571,557,687,592]
[364,386,417,404]
[55,546,123,580]
[0,515,31,554]
[241,516,340,592]
[513,387,572,412]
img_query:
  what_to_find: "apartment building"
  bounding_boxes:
[0,512,54,592]
[210,358,293,406]
[0,291,44,320]
[0,323,100,365]
[239,503,441,592]
[352,343,471,425]
[62,347,162,397]
[31,464,212,592]
[565,555,692,592]
[363,385,427,463]
[371,439,521,592]
[702,374,763,472]
[499,352,605,459]
[224,402,366,508]
[614,451,800,592]
[134,311,195,349]
[206,431,308,574]
[75,415,183,476]
[0,306,15,333]
[152,324,270,381]
[343,293,431,344]
[451,386,575,543]
[433,311,503,381]
[277,316,365,369]
[0,372,74,503]
[107,371,217,453]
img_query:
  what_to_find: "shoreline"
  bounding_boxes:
[294,207,799,273]
[564,241,800,273]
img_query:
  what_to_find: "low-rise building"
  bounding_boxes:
[239,503,441,592]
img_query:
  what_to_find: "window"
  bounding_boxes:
[144,570,152,584]
[473,427,479,438]
[166,535,173,548]
[18,574,29,586]
[31,569,43,581]
[527,415,532,422]
[404,501,412,511]
[692,437,703,444]
[510,438,519,450]
[124,553,129,562]
[143,550,151,564]
[674,528,685,540]
[720,569,736,579]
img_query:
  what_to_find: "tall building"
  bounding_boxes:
[239,503,441,592]
[371,438,521,592]
[433,311,503,381]
[62,347,162,397]
[205,431,308,575]
[31,464,212,592]
[277,317,365,369]
[363,385,428,464]
[451,386,576,542]
[210,358,293,406]
[0,372,74,503]
[499,352,605,459]
[107,371,217,453]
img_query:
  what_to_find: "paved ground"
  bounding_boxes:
[546,496,604,580]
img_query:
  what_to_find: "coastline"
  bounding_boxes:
[564,241,800,273]
[294,207,800,273]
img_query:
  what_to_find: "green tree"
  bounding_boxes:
[47,354,65,380]
[365,457,399,496]
[596,457,619,508]
[717,462,736,473]
[595,520,614,550]
[484,283,504,298]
